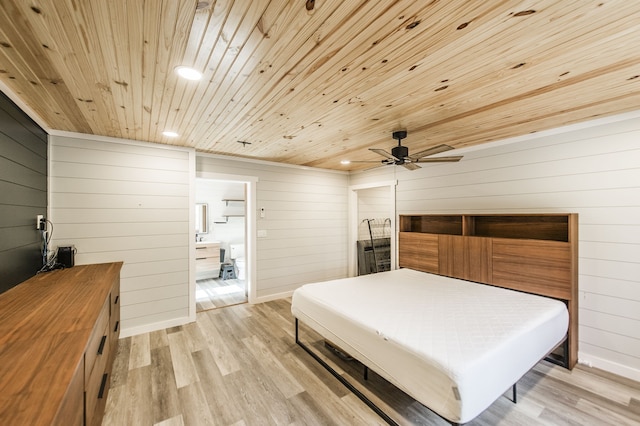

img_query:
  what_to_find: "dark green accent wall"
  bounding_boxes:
[0,91,47,293]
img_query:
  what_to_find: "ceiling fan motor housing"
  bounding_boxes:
[391,145,409,162]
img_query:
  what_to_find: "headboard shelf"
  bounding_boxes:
[399,213,578,369]
[400,214,571,242]
[400,215,463,235]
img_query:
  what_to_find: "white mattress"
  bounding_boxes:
[291,268,568,424]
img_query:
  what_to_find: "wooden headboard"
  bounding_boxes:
[398,214,578,369]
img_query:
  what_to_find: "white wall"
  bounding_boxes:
[350,112,640,381]
[197,154,349,300]
[357,186,392,240]
[49,133,194,337]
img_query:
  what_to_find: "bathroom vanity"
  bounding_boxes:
[195,241,220,279]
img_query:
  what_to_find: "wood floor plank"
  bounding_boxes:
[167,331,199,389]
[102,380,128,425]
[176,382,215,426]
[219,369,289,425]
[129,332,151,369]
[575,398,640,426]
[150,346,182,424]
[181,320,207,353]
[102,299,640,426]
[534,361,640,405]
[191,348,244,425]
[241,334,305,399]
[123,365,153,425]
[109,335,130,388]
[542,372,640,424]
[340,393,388,425]
[149,329,169,350]
[197,310,241,376]
[285,391,340,426]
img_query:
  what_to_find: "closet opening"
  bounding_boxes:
[348,181,397,277]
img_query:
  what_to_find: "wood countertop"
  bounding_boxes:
[0,262,123,425]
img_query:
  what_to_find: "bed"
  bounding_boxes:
[291,268,570,424]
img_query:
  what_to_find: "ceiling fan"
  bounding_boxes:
[354,130,463,170]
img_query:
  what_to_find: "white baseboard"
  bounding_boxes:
[119,315,193,338]
[252,290,295,304]
[578,351,640,383]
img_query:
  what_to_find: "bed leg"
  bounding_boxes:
[295,318,299,343]
[563,337,570,369]
[364,366,369,380]
[512,383,517,404]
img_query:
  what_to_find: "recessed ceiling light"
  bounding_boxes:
[175,66,202,81]
[341,160,351,165]
[163,131,179,137]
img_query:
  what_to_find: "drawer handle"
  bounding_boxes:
[114,295,119,304]
[98,335,107,355]
[98,373,108,399]
[114,320,119,333]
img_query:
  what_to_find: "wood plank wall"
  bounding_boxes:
[0,91,47,293]
[349,112,640,382]
[357,186,392,240]
[197,155,349,299]
[49,134,192,335]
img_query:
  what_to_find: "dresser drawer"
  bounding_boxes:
[85,321,111,424]
[195,243,219,259]
[85,296,110,383]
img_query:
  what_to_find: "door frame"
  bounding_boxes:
[194,171,258,307]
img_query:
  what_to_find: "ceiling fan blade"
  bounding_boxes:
[414,156,463,163]
[369,148,399,161]
[408,144,454,160]
[402,162,421,171]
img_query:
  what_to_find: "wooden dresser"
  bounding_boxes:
[0,262,122,425]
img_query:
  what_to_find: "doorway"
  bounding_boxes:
[195,177,249,311]
[348,181,397,277]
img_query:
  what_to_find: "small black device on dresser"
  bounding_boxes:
[57,246,75,268]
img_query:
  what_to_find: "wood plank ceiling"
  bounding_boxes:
[0,0,639,171]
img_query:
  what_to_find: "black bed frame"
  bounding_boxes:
[295,318,527,426]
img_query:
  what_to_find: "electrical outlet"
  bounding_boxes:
[36,215,44,230]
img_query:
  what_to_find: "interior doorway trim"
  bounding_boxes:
[195,171,259,308]
[348,181,397,277]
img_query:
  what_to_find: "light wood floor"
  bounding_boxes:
[102,299,640,425]
[196,278,247,311]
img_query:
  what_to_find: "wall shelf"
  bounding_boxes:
[215,199,246,223]
[222,198,245,205]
